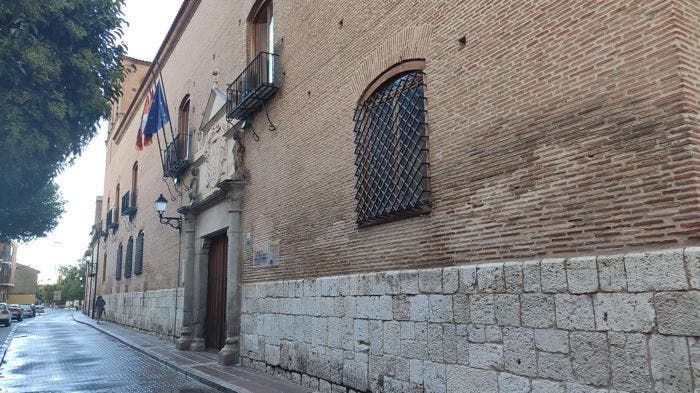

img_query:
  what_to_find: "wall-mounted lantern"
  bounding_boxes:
[154,194,182,231]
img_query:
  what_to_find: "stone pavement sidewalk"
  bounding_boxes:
[72,312,308,393]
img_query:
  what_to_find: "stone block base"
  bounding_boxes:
[240,247,700,392]
[102,288,183,340]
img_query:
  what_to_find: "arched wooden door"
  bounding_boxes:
[205,233,228,351]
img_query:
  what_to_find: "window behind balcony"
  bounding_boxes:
[115,184,120,225]
[177,96,190,160]
[353,66,430,226]
[251,1,273,57]
[131,162,138,208]
[251,0,274,86]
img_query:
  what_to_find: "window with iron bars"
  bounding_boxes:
[124,237,133,278]
[134,231,144,275]
[115,244,122,280]
[353,70,430,226]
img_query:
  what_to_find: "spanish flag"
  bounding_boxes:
[135,88,154,151]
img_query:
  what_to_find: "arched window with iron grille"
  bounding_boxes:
[353,62,430,226]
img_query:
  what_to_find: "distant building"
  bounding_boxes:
[7,264,38,305]
[0,241,17,302]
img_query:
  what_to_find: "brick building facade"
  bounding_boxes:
[96,1,699,391]
[0,241,17,303]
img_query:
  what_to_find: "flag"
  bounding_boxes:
[135,88,154,151]
[143,81,170,140]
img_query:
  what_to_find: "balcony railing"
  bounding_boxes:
[106,208,118,231]
[121,191,136,217]
[226,51,280,120]
[0,262,12,286]
[162,133,192,178]
[0,243,12,262]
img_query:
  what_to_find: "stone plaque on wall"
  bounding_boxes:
[254,240,279,268]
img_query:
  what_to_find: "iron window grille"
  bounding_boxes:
[353,70,430,226]
[124,237,133,278]
[134,232,144,275]
[115,244,122,280]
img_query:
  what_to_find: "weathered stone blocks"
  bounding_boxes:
[498,372,530,393]
[541,258,567,293]
[503,327,537,377]
[593,293,655,333]
[445,365,498,393]
[650,335,693,392]
[555,294,595,331]
[570,332,610,386]
[534,329,569,353]
[521,293,555,328]
[608,332,652,392]
[625,250,687,292]
[239,248,697,393]
[654,291,700,336]
[567,257,599,294]
[687,247,700,290]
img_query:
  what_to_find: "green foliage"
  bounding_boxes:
[36,283,56,305]
[0,0,127,242]
[37,262,86,305]
[56,263,86,302]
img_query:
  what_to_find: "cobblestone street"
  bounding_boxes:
[0,310,218,393]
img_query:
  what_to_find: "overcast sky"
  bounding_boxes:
[20,0,183,284]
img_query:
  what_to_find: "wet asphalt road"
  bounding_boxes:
[0,310,218,393]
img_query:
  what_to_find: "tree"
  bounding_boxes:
[36,283,56,305]
[37,262,86,305]
[0,0,127,242]
[56,263,86,302]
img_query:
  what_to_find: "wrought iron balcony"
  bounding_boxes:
[121,190,136,217]
[0,243,12,262]
[0,262,12,286]
[106,208,118,231]
[162,133,192,178]
[226,51,280,120]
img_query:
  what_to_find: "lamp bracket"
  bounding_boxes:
[159,214,182,231]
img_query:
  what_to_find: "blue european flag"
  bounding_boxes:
[143,81,170,137]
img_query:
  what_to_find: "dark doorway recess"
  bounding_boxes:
[205,233,228,351]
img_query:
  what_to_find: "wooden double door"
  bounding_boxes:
[205,233,228,351]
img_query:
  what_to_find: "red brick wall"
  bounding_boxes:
[239,0,700,282]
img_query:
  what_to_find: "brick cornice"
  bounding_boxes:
[112,0,202,144]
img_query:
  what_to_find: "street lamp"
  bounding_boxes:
[154,194,182,231]
[84,255,99,318]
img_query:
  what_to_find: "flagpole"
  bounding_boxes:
[156,131,166,176]
[148,63,171,147]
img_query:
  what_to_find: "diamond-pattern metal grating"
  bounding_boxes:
[353,71,430,226]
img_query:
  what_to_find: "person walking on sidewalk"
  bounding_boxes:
[94,295,106,323]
